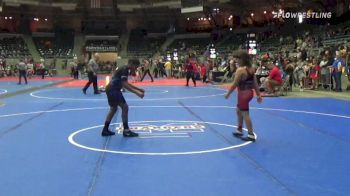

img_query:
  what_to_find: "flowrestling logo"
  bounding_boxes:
[273,11,332,19]
[116,122,205,137]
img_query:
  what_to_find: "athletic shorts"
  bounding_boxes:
[269,79,282,88]
[106,85,126,107]
[237,89,254,111]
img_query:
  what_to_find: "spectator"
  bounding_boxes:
[140,59,154,82]
[285,58,295,90]
[200,62,207,83]
[157,59,167,78]
[309,58,320,90]
[264,61,282,95]
[164,60,172,78]
[27,60,34,78]
[70,60,79,79]
[332,49,346,92]
[184,59,196,87]
[320,54,331,89]
[39,59,46,79]
[294,60,306,91]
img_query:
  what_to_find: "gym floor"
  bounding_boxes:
[0,77,349,196]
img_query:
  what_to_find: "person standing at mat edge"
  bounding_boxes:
[17,59,28,85]
[83,53,100,94]
[101,59,145,137]
[140,59,154,82]
[185,58,196,87]
[225,51,262,141]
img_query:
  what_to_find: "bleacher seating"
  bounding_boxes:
[127,30,165,58]
[322,34,350,46]
[0,37,30,58]
[33,30,74,58]
[216,34,245,56]
[168,37,210,54]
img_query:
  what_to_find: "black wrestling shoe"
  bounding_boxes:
[94,91,101,94]
[241,133,256,142]
[82,89,87,94]
[101,129,115,136]
[123,130,139,137]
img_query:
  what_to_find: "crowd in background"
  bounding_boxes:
[0,56,55,78]
[1,23,350,94]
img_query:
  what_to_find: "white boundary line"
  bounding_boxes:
[29,87,226,101]
[68,120,254,156]
[0,107,108,118]
[1,105,350,119]
[1,105,348,155]
[0,89,8,95]
[139,135,190,139]
[250,106,350,119]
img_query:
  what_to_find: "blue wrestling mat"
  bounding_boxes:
[0,84,349,196]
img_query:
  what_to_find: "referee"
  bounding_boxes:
[82,53,100,94]
[17,59,28,85]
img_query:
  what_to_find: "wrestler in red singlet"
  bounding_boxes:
[225,51,262,141]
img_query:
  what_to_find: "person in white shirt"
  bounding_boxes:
[82,53,100,94]
[70,60,78,79]
[320,55,330,88]
[17,59,27,85]
[39,58,46,79]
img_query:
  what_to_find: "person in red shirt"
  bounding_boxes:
[264,62,282,95]
[200,63,207,83]
[309,58,320,90]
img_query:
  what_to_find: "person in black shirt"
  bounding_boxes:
[157,59,167,78]
[101,59,145,137]
[140,59,154,82]
[184,59,196,87]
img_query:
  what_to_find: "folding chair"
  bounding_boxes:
[217,71,229,83]
[319,67,332,91]
[276,75,291,96]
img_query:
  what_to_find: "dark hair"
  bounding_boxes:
[128,59,140,67]
[232,50,251,67]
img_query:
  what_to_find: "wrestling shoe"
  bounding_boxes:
[242,132,256,142]
[123,129,139,137]
[101,129,115,136]
[233,129,243,137]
